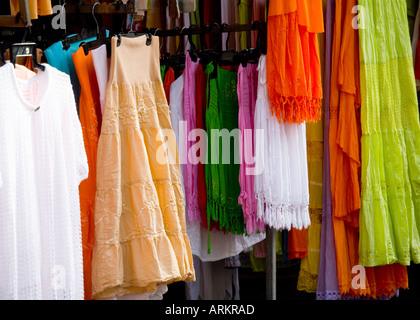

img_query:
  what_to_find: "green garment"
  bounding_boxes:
[189,0,201,49]
[160,65,166,82]
[238,0,252,50]
[358,0,420,267]
[205,64,246,237]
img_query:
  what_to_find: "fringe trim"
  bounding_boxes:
[267,83,322,124]
[206,198,246,236]
[256,195,311,231]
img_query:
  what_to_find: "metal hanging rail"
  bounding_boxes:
[150,21,266,38]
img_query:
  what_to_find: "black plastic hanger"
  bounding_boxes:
[80,35,112,56]
[196,24,222,67]
[62,2,106,50]
[116,13,153,47]
[189,25,200,61]
[10,42,45,72]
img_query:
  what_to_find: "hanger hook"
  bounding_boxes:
[221,23,230,51]
[212,22,221,51]
[175,26,187,54]
[154,28,161,36]
[92,2,100,34]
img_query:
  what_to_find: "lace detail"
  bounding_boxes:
[101,81,169,134]
[297,268,318,293]
[307,141,324,162]
[309,209,323,225]
[316,290,341,301]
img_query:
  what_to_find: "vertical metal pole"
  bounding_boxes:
[18,0,32,27]
[266,226,276,300]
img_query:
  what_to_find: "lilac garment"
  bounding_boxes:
[237,63,265,235]
[221,0,237,50]
[316,0,341,301]
[184,52,202,223]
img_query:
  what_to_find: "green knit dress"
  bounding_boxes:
[205,63,246,236]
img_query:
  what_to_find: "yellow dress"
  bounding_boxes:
[91,35,195,300]
[297,30,325,293]
[296,119,323,293]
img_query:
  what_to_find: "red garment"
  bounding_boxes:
[415,37,420,79]
[163,67,175,105]
[202,0,221,49]
[197,63,220,231]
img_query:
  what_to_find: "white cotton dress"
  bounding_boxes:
[254,55,310,231]
[0,62,88,300]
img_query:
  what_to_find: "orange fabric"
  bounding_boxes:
[329,0,408,299]
[287,228,308,260]
[268,0,297,16]
[268,0,324,33]
[10,0,53,20]
[267,0,323,124]
[24,56,34,72]
[300,0,324,33]
[72,47,101,300]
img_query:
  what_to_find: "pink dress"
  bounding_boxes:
[237,63,265,234]
[183,52,202,223]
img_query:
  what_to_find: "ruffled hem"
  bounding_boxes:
[338,279,408,300]
[256,196,311,231]
[91,231,195,300]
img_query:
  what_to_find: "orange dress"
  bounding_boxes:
[72,47,102,300]
[267,0,324,124]
[329,0,408,299]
